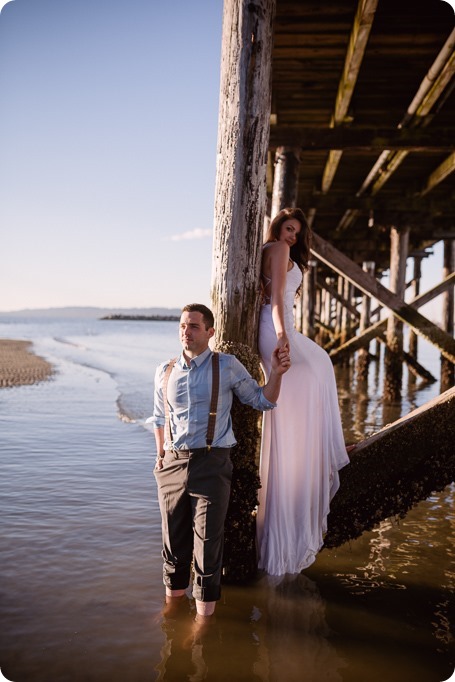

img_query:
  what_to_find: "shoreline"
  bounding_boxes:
[0,339,55,388]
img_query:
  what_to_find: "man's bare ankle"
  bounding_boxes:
[195,599,216,616]
[165,588,187,602]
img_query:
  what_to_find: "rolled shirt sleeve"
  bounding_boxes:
[146,363,166,429]
[228,355,276,410]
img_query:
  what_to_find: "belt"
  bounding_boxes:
[165,447,231,458]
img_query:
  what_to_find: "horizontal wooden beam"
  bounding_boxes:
[311,233,455,362]
[269,126,455,151]
[303,193,455,215]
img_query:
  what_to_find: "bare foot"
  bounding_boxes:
[160,594,189,619]
[182,613,216,649]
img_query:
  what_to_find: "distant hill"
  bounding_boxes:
[0,306,182,319]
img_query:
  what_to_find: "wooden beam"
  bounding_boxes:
[321,0,378,193]
[420,151,455,196]
[268,125,455,151]
[311,233,455,363]
[324,387,455,548]
[330,271,455,360]
[304,192,455,214]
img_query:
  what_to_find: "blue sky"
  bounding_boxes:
[0,0,448,322]
[0,0,222,311]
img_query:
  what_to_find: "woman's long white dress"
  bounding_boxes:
[257,261,349,575]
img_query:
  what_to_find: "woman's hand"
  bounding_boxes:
[276,333,290,354]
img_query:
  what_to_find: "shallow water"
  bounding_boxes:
[0,318,453,681]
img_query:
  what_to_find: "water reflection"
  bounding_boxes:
[154,574,344,682]
[252,574,344,682]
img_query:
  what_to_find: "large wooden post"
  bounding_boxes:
[441,240,455,391]
[211,0,275,348]
[270,146,300,217]
[211,0,276,584]
[384,226,409,401]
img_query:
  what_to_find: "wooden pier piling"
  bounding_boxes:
[384,226,409,401]
[356,261,375,380]
[270,146,300,217]
[211,0,276,583]
[441,240,455,391]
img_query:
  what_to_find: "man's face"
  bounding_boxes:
[179,311,214,358]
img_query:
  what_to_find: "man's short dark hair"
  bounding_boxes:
[181,303,215,330]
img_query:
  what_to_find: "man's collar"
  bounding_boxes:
[178,346,212,368]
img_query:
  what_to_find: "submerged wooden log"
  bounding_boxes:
[324,387,455,549]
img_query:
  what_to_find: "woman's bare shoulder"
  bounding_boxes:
[263,240,289,254]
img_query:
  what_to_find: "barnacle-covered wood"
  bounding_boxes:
[324,386,455,549]
[217,341,263,584]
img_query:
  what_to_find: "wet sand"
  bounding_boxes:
[0,339,54,388]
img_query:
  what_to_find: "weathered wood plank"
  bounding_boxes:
[324,387,455,548]
[311,233,455,363]
[321,0,378,193]
[420,151,455,196]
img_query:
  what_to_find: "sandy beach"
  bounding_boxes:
[0,339,54,388]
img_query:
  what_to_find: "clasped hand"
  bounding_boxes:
[271,345,291,374]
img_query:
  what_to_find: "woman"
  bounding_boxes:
[257,207,350,576]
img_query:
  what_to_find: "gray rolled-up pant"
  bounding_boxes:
[154,446,233,602]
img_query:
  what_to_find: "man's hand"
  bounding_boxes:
[271,346,291,375]
[155,454,165,471]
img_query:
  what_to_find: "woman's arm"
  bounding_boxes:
[268,241,290,350]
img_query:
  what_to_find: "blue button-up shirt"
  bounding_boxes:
[148,347,275,450]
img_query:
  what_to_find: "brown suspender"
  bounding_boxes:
[206,352,220,450]
[163,353,220,451]
[163,358,177,447]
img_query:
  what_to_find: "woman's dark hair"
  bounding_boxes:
[264,207,312,271]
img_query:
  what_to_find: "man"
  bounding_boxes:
[150,303,290,621]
